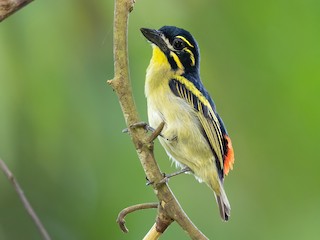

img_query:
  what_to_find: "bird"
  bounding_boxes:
[140,26,235,221]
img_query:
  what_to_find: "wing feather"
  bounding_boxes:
[169,77,226,179]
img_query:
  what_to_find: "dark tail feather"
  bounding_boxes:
[215,182,231,221]
[216,195,231,221]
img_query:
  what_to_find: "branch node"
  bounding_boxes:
[145,142,153,150]
[156,211,173,233]
[128,0,135,12]
[107,79,117,91]
[143,204,173,240]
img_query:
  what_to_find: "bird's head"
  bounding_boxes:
[141,26,200,74]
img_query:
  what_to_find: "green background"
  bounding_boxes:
[1,0,319,239]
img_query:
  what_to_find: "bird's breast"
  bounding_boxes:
[146,80,210,150]
[146,82,194,138]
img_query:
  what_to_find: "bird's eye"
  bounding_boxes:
[172,38,185,50]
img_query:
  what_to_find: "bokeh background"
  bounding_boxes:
[1,0,320,239]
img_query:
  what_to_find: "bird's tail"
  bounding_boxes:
[214,181,231,221]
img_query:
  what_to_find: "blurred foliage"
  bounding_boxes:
[0,0,320,239]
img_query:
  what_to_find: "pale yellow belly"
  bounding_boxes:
[147,90,217,184]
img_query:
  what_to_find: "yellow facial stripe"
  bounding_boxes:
[174,75,219,124]
[170,51,184,70]
[152,46,169,66]
[184,48,195,66]
[176,36,194,48]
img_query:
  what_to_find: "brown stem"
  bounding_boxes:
[117,202,158,233]
[0,0,33,22]
[0,158,51,240]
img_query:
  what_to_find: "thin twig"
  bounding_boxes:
[0,0,33,22]
[117,202,158,233]
[147,122,165,143]
[0,158,51,240]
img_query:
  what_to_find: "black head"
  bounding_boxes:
[141,26,200,73]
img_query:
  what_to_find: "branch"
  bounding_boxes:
[147,122,165,143]
[108,0,208,239]
[117,202,158,233]
[0,0,33,22]
[0,158,51,240]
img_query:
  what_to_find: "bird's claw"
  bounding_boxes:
[122,122,149,134]
[122,121,165,139]
[145,176,153,186]
[122,122,151,133]
[158,167,192,184]
[158,173,170,185]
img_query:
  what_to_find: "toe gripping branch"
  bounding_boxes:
[147,167,192,186]
[123,121,165,143]
[159,167,192,184]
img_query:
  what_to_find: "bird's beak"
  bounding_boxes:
[140,28,168,53]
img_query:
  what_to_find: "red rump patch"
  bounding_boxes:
[223,135,235,176]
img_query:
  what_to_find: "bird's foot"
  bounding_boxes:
[158,167,192,184]
[122,121,150,133]
[145,176,153,186]
[122,121,165,138]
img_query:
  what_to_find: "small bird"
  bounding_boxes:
[140,26,235,221]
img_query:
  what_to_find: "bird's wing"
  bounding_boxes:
[169,76,234,179]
